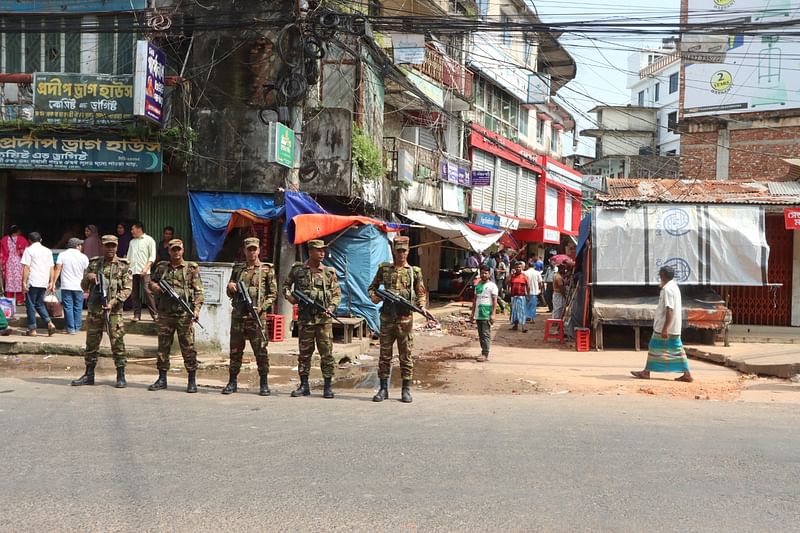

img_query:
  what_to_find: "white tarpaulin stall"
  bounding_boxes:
[593,204,769,286]
[404,209,503,252]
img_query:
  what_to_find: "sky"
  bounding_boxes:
[535,0,683,156]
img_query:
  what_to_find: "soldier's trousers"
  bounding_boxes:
[84,312,126,368]
[156,314,198,372]
[378,313,414,380]
[297,321,334,378]
[230,314,269,373]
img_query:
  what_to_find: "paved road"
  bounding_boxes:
[0,376,798,532]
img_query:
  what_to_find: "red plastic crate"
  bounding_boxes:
[575,328,590,352]
[266,314,285,342]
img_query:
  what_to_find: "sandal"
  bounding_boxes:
[630,370,650,379]
[47,323,56,337]
[674,374,694,383]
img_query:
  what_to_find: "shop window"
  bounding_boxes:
[654,82,660,102]
[475,76,523,140]
[637,90,645,106]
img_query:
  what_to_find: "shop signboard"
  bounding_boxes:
[471,170,491,187]
[474,212,500,229]
[266,122,295,168]
[134,41,166,126]
[33,73,134,125]
[440,160,469,186]
[785,208,800,230]
[0,134,162,173]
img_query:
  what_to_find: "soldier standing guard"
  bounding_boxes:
[368,236,428,403]
[147,239,204,393]
[223,237,277,396]
[71,235,132,388]
[283,239,341,398]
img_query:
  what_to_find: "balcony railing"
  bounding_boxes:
[639,51,681,79]
[412,43,474,101]
[384,136,471,182]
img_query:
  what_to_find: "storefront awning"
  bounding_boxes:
[290,213,404,244]
[405,209,503,252]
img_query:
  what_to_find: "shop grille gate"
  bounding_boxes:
[717,215,793,326]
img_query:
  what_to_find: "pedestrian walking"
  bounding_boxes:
[223,237,277,396]
[82,225,102,259]
[631,265,693,383]
[283,239,341,398]
[127,221,158,321]
[368,236,428,403]
[70,235,132,388]
[471,265,497,362]
[523,261,543,324]
[551,266,567,320]
[542,249,557,311]
[507,261,529,332]
[148,239,204,393]
[1,225,29,306]
[20,232,56,337]
[53,237,89,334]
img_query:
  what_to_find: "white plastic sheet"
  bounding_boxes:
[593,204,769,286]
[404,209,503,253]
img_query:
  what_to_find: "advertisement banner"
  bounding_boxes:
[0,0,146,12]
[33,73,134,125]
[594,204,769,286]
[134,41,166,126]
[471,170,491,187]
[683,0,800,117]
[0,134,162,173]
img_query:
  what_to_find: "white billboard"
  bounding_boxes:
[683,0,800,117]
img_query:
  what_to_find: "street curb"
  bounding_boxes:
[685,346,800,379]
[0,340,156,358]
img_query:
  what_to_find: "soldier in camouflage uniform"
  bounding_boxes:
[223,237,277,396]
[368,236,428,403]
[282,239,341,398]
[147,239,204,393]
[71,235,133,388]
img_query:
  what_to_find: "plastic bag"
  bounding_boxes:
[44,292,64,318]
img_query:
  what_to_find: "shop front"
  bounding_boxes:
[514,156,583,249]
[468,124,540,244]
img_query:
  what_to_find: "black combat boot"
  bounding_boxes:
[114,367,127,389]
[323,377,334,399]
[148,370,167,391]
[222,369,238,395]
[259,371,270,396]
[71,364,95,386]
[186,370,198,393]
[401,379,413,403]
[372,378,389,402]
[290,375,310,397]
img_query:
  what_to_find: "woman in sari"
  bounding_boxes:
[1,225,30,305]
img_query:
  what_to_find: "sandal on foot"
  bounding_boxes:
[674,375,694,383]
[630,371,650,379]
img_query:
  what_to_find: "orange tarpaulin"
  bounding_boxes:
[290,213,402,244]
[225,209,273,233]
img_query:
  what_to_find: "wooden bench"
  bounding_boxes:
[332,317,367,344]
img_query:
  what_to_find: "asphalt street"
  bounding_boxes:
[0,376,798,532]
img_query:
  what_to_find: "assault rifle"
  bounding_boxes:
[237,279,268,343]
[291,288,345,325]
[96,265,113,340]
[376,287,436,322]
[157,278,205,330]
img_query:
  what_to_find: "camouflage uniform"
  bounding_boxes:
[282,261,341,378]
[82,256,133,368]
[228,261,277,373]
[368,261,427,380]
[151,259,204,372]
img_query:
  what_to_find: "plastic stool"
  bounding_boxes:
[544,319,565,343]
[266,314,285,342]
[575,327,590,352]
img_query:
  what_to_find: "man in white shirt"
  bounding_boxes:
[54,238,89,334]
[631,265,693,383]
[127,221,158,321]
[524,262,543,323]
[20,232,56,336]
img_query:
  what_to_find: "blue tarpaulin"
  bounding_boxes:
[576,213,592,256]
[323,224,392,332]
[189,192,283,261]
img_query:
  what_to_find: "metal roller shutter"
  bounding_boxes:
[470,150,493,211]
[497,160,517,217]
[518,169,537,220]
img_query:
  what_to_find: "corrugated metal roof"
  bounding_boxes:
[597,179,800,205]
